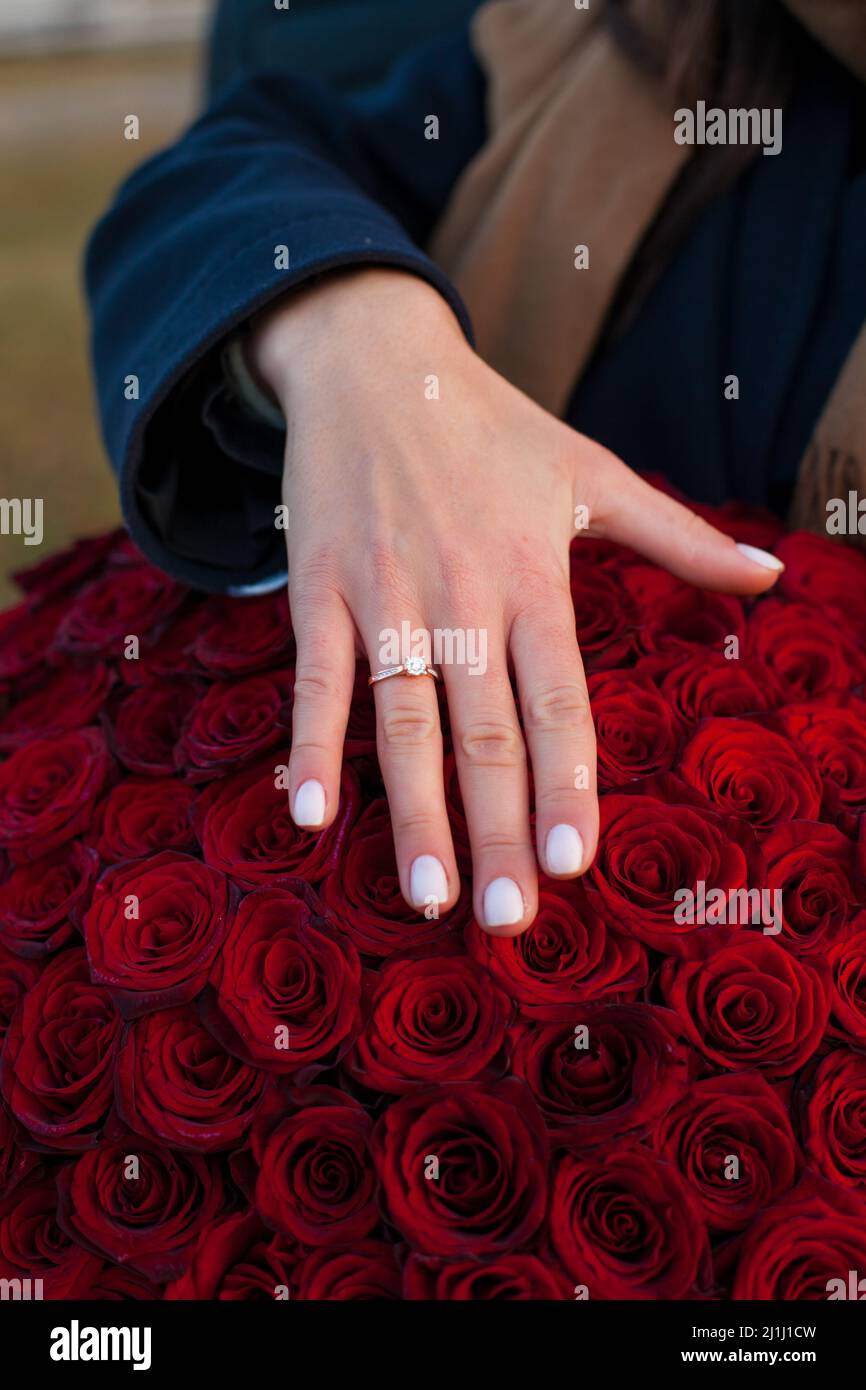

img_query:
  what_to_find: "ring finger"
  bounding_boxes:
[366,617,460,916]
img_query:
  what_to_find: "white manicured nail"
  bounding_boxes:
[545,824,585,875]
[483,876,524,928]
[292,779,326,827]
[736,543,784,571]
[409,855,449,909]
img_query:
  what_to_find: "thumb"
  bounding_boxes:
[589,460,785,595]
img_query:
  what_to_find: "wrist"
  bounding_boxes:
[248,267,463,409]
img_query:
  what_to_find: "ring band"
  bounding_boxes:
[368,658,441,685]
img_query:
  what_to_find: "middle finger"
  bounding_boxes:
[444,630,537,936]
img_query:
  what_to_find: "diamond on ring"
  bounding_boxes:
[368,658,441,685]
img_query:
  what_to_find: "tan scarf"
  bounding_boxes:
[430,0,866,539]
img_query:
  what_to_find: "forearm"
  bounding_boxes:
[85,41,483,590]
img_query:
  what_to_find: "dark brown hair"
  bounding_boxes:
[607,0,801,108]
[604,0,807,339]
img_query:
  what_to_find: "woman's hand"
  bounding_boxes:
[249,267,783,935]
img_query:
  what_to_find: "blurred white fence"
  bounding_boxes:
[0,0,210,53]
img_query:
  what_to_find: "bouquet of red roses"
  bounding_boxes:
[0,500,864,1300]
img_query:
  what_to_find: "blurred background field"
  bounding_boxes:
[0,0,484,608]
[0,2,205,607]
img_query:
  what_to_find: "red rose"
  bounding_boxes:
[588,669,681,788]
[763,821,864,957]
[165,1210,299,1300]
[0,841,98,957]
[320,798,471,956]
[780,698,866,825]
[91,776,198,863]
[6,504,866,1304]
[776,531,866,640]
[679,718,822,833]
[747,600,866,700]
[254,1087,378,1246]
[652,1072,798,1231]
[801,1048,866,1189]
[0,1173,101,1298]
[373,1080,548,1256]
[11,531,121,602]
[106,535,149,567]
[732,1176,866,1299]
[118,606,206,687]
[691,499,784,551]
[345,947,511,1093]
[569,559,640,670]
[0,662,113,750]
[404,1252,567,1300]
[293,1241,402,1300]
[625,568,745,656]
[116,1004,267,1151]
[443,752,471,874]
[550,1147,710,1299]
[205,883,361,1076]
[57,1138,228,1281]
[195,757,360,887]
[643,647,785,723]
[585,786,764,956]
[106,679,202,775]
[194,591,293,676]
[1,947,120,1150]
[660,931,830,1077]
[570,534,639,570]
[0,598,66,682]
[466,879,646,1019]
[176,670,293,779]
[828,920,866,1043]
[83,851,236,1016]
[0,945,39,1047]
[0,728,114,861]
[55,564,186,656]
[77,1264,164,1300]
[343,666,377,758]
[510,1004,689,1147]
[0,1104,39,1199]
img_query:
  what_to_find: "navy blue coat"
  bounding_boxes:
[85,23,866,591]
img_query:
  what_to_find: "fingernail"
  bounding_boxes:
[545,824,585,875]
[483,876,524,928]
[409,855,449,909]
[292,779,326,827]
[736,543,784,572]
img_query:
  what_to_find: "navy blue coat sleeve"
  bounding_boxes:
[85,30,487,591]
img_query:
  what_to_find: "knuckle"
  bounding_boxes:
[380,703,439,750]
[393,808,441,837]
[685,507,718,544]
[293,666,339,703]
[289,737,333,757]
[507,555,560,610]
[367,542,415,609]
[526,682,591,730]
[459,720,525,769]
[474,829,529,855]
[535,782,594,810]
[673,508,716,566]
[507,563,572,623]
[369,542,402,586]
